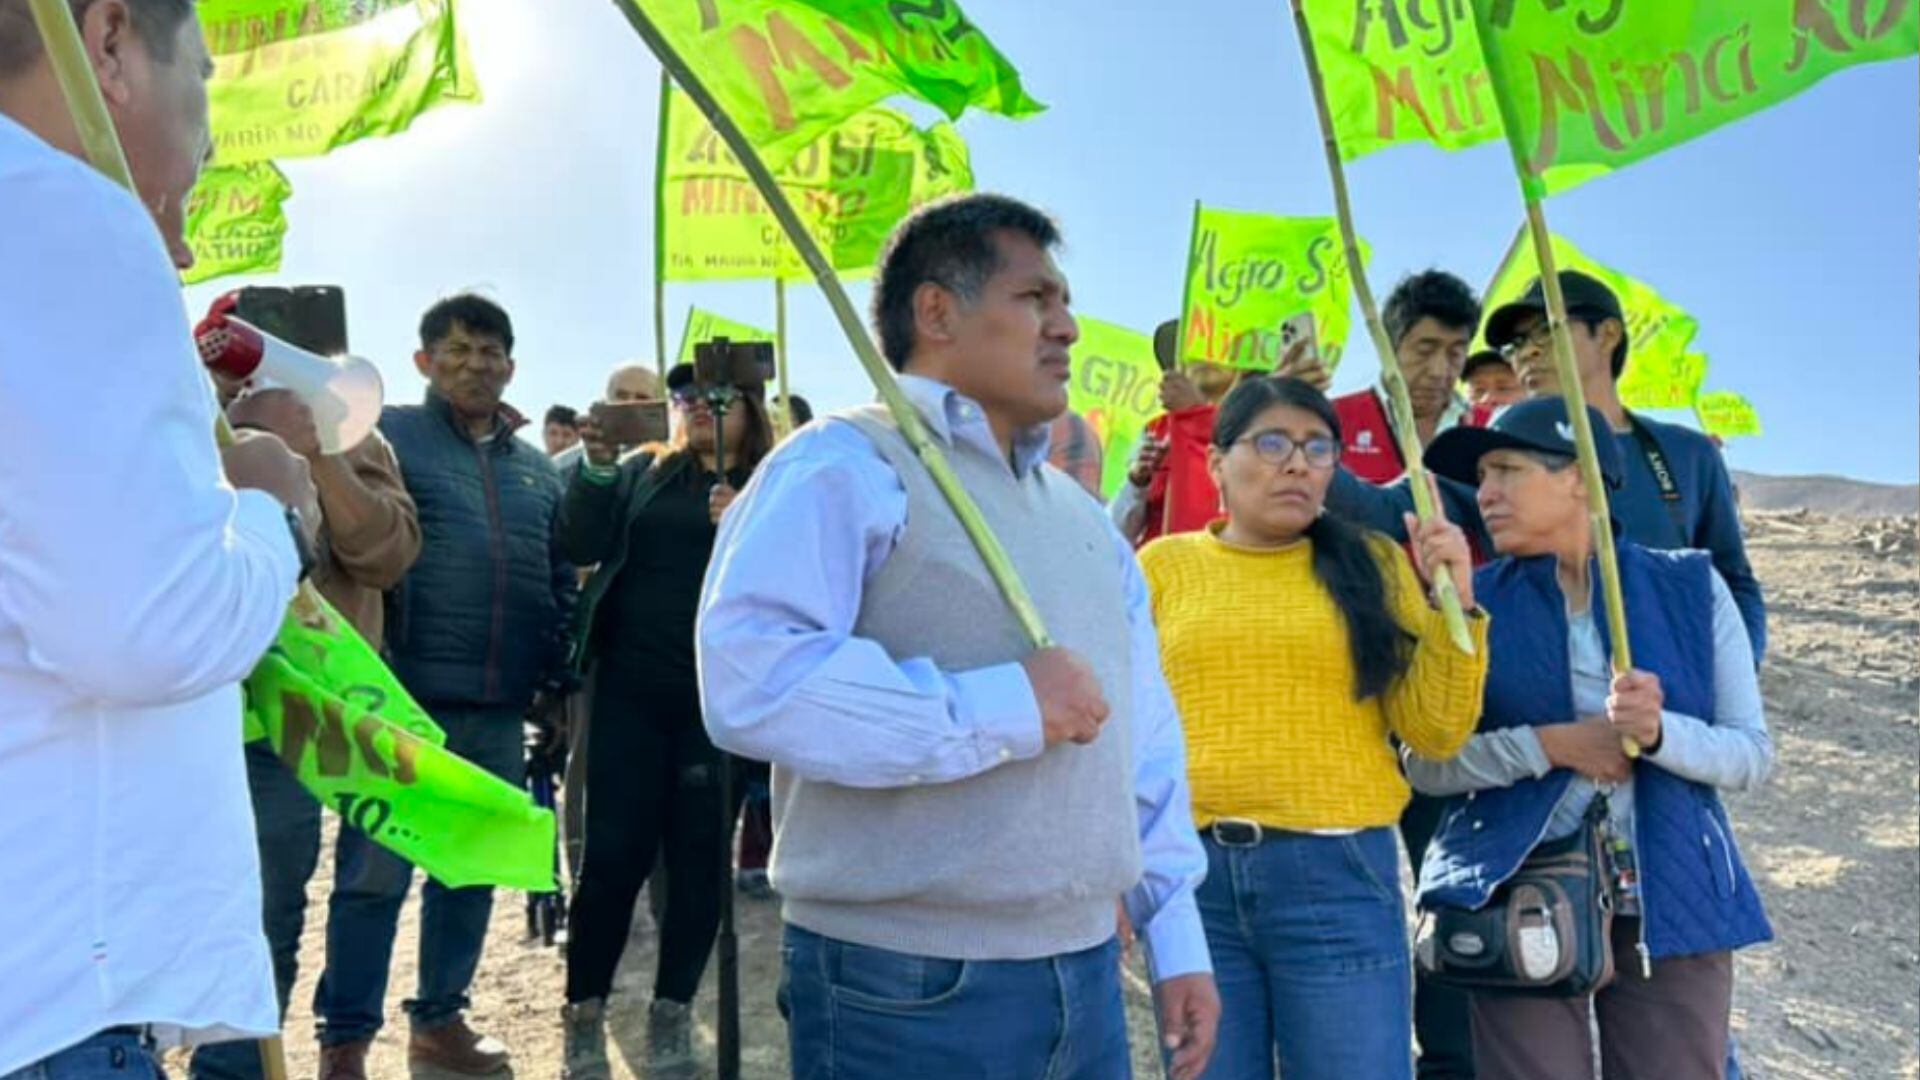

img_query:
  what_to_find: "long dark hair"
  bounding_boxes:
[1212,376,1415,701]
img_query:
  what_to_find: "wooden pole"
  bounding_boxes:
[1287,0,1475,654]
[773,278,793,440]
[21,2,303,1074]
[653,67,671,379]
[611,0,1053,648]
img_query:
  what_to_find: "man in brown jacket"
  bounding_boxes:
[191,387,422,1080]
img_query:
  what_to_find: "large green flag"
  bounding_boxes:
[1484,231,1703,410]
[245,596,555,891]
[1181,206,1364,372]
[1695,387,1762,438]
[1468,0,1919,197]
[662,88,973,281]
[182,162,292,285]
[676,306,777,363]
[1066,317,1160,500]
[627,0,1041,168]
[1300,0,1504,159]
[200,0,480,166]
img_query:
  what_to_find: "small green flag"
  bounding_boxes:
[1484,231,1702,409]
[201,0,480,166]
[182,162,292,285]
[1066,317,1161,500]
[627,0,1041,168]
[662,87,973,281]
[1695,388,1762,438]
[1468,0,1919,197]
[245,597,555,892]
[1182,206,1364,372]
[1300,0,1504,160]
[677,306,777,364]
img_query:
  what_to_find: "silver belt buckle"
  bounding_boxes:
[1210,817,1264,847]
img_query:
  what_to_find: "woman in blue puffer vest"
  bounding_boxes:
[1406,398,1773,1080]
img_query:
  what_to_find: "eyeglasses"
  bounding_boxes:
[1234,429,1340,469]
[671,383,765,407]
[1498,321,1555,360]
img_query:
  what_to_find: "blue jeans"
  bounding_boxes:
[191,743,323,1079]
[1198,827,1413,1080]
[780,924,1131,1080]
[2,1032,162,1080]
[314,706,526,1045]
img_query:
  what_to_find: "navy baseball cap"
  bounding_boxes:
[1425,396,1623,489]
[1483,270,1625,350]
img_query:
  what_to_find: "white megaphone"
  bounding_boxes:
[197,315,385,454]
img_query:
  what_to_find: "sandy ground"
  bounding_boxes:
[168,510,1919,1079]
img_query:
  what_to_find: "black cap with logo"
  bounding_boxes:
[1483,270,1625,350]
[1424,396,1623,489]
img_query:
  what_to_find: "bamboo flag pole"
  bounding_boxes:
[610,1,1053,647]
[1163,199,1202,538]
[23,7,302,1076]
[1287,0,1475,655]
[1462,2,1640,756]
[1525,201,1640,755]
[772,277,793,440]
[652,68,671,379]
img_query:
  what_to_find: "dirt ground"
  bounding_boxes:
[169,510,1919,1079]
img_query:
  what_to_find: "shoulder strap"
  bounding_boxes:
[1624,413,1688,543]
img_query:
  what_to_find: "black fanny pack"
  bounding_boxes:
[1415,796,1618,998]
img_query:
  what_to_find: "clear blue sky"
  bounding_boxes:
[184,0,1920,483]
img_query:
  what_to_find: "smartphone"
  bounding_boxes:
[692,337,775,391]
[231,285,348,355]
[1279,311,1321,368]
[589,400,670,446]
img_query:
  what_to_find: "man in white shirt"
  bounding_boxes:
[0,2,317,1077]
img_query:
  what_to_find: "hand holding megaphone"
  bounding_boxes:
[196,298,384,455]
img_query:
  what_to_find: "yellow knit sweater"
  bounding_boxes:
[1140,525,1489,831]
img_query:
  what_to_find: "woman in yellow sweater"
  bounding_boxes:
[1140,376,1487,1080]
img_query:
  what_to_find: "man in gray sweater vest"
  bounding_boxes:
[698,195,1219,1079]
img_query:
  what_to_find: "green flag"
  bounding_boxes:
[1182,206,1364,372]
[1484,231,1703,409]
[201,0,479,166]
[1300,0,1504,159]
[626,0,1041,168]
[182,162,292,285]
[245,597,555,892]
[662,87,973,281]
[1695,388,1762,438]
[1066,317,1160,500]
[677,306,777,363]
[1468,0,1919,197]
[1619,350,1709,411]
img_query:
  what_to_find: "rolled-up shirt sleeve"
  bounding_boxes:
[696,422,1045,788]
[0,164,298,705]
[1114,529,1212,982]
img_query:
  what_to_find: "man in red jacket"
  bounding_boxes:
[1329,270,1481,483]
[1108,320,1241,546]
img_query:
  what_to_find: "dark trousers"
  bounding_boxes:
[190,743,323,1079]
[565,667,741,1005]
[1469,919,1733,1080]
[314,706,527,1045]
[1403,794,1476,1080]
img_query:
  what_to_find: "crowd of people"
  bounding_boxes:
[0,4,1777,1080]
